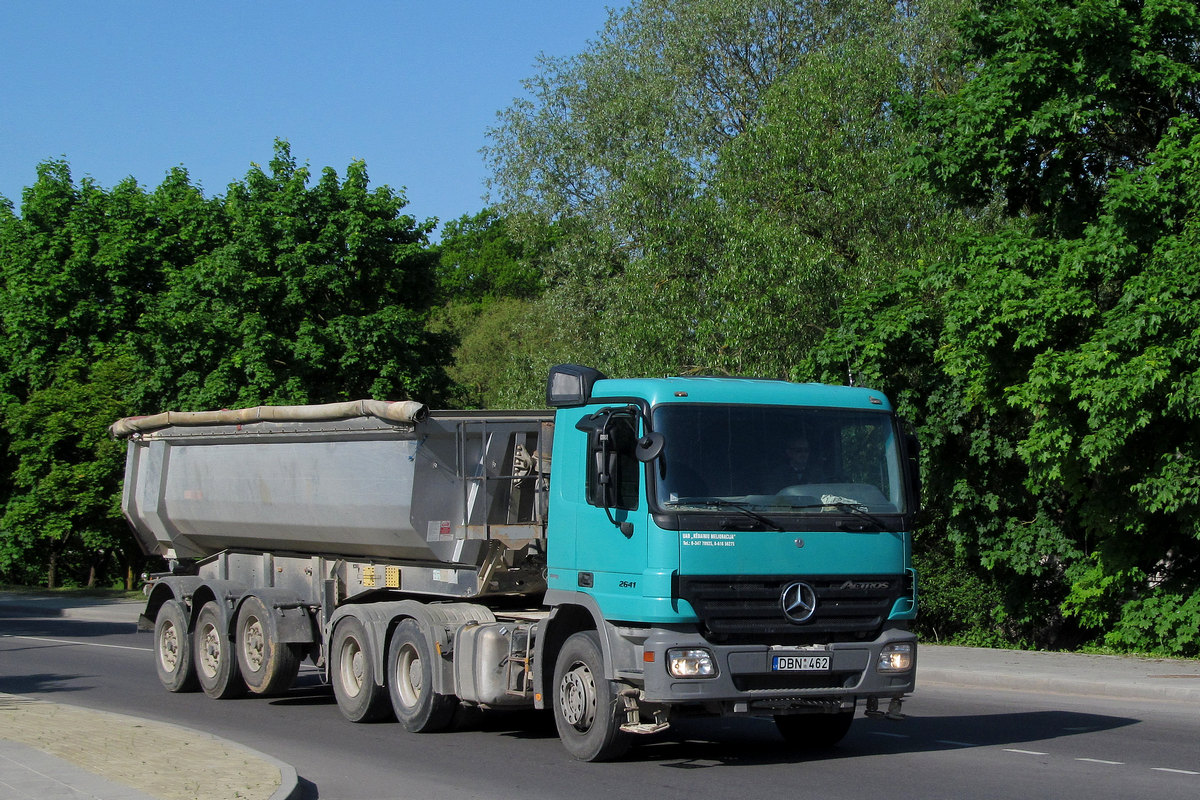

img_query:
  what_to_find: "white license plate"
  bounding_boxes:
[772,654,831,671]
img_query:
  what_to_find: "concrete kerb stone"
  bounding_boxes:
[0,692,300,800]
[0,592,145,623]
[918,644,1200,705]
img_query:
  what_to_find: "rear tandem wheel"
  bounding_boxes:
[235,596,302,696]
[193,601,247,699]
[153,600,198,693]
[330,616,391,723]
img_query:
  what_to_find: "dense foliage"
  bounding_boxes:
[482,0,1200,655]
[3,1,1198,657]
[0,142,449,587]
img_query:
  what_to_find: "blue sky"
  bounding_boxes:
[0,2,616,236]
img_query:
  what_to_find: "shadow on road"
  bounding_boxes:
[623,708,1140,767]
[0,671,93,695]
[0,616,139,639]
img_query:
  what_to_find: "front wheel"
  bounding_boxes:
[775,708,855,748]
[387,618,458,732]
[552,631,631,761]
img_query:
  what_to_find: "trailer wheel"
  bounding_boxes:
[331,617,390,723]
[552,631,630,761]
[774,709,855,748]
[386,618,458,732]
[235,596,301,696]
[193,601,247,699]
[154,600,199,693]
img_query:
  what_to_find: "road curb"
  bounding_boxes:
[918,643,1200,705]
[919,667,1200,703]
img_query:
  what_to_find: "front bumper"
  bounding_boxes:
[639,626,916,711]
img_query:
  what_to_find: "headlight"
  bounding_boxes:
[877,642,914,672]
[667,648,717,678]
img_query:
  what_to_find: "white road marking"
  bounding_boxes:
[0,634,151,653]
[936,740,975,747]
[1152,768,1200,776]
[869,731,910,739]
[1075,758,1123,765]
[1004,749,1049,756]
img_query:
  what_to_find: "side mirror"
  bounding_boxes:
[635,432,665,462]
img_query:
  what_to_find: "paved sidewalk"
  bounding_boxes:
[919,642,1200,703]
[3,590,1199,799]
[0,592,299,800]
[0,692,292,800]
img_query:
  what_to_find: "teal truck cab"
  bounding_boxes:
[538,364,918,759]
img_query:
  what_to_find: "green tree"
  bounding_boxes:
[431,208,555,408]
[2,350,140,587]
[0,164,166,586]
[914,0,1200,236]
[435,209,544,302]
[486,0,963,386]
[814,0,1200,651]
[1,143,452,587]
[710,7,968,376]
[146,141,450,409]
[486,0,861,372]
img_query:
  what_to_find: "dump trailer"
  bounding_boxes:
[116,366,920,761]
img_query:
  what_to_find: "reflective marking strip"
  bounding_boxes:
[1076,758,1123,765]
[936,740,975,747]
[1152,768,1200,775]
[869,732,909,739]
[0,634,151,652]
[1004,749,1049,756]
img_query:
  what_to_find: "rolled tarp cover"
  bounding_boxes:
[110,399,429,438]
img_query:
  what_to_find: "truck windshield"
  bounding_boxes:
[652,404,909,515]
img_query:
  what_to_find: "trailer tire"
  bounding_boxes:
[774,709,855,748]
[154,600,199,693]
[193,601,247,699]
[387,618,458,733]
[331,617,390,723]
[552,631,630,761]
[236,596,301,696]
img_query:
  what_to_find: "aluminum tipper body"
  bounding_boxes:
[117,366,920,761]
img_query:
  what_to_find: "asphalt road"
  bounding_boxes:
[2,607,1199,800]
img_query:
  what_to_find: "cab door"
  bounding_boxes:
[557,406,649,619]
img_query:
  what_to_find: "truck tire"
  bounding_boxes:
[387,618,458,732]
[236,596,301,696]
[154,600,199,693]
[193,601,247,699]
[552,631,631,761]
[331,617,390,723]
[774,709,855,748]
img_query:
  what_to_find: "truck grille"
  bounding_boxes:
[677,575,904,645]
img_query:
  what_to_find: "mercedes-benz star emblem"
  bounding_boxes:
[781,581,818,624]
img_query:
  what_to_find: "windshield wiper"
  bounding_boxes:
[663,498,784,531]
[784,501,894,532]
